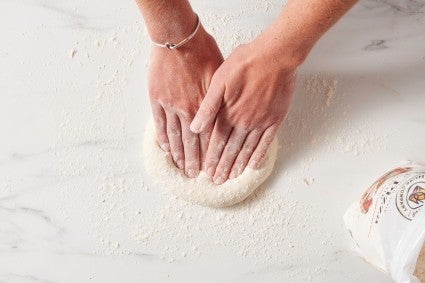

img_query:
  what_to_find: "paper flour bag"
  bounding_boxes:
[344,161,425,283]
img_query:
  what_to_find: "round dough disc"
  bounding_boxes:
[143,120,278,208]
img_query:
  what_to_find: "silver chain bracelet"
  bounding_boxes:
[151,14,201,50]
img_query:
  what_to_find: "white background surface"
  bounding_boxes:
[1,0,425,282]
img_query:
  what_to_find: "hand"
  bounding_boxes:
[148,26,223,178]
[190,38,299,184]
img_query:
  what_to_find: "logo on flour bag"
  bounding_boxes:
[396,173,425,220]
[360,167,411,214]
[360,167,424,227]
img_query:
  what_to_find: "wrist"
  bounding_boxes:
[142,8,197,44]
[151,24,215,56]
[252,29,311,71]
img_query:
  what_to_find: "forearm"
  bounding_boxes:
[257,0,358,66]
[135,0,197,43]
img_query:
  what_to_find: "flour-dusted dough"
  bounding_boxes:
[143,120,278,208]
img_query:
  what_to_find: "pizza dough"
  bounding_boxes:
[143,120,278,208]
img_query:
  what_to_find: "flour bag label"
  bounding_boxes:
[344,161,425,283]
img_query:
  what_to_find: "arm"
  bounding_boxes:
[190,0,358,184]
[135,0,223,178]
[255,0,359,65]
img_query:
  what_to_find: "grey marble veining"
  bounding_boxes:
[358,0,425,16]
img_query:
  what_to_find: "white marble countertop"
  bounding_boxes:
[1,0,425,282]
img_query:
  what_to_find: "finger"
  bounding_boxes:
[213,128,248,184]
[180,117,200,178]
[229,129,262,179]
[204,115,232,178]
[151,103,169,152]
[166,112,184,170]
[199,123,213,171]
[249,125,279,169]
[190,77,225,133]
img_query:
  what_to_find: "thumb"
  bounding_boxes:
[190,80,224,133]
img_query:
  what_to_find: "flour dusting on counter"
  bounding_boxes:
[133,190,299,264]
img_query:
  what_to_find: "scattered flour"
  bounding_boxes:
[285,75,387,160]
[132,187,303,265]
[304,75,338,107]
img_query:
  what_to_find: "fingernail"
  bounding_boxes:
[176,160,184,170]
[160,143,170,152]
[206,167,215,177]
[186,169,198,178]
[190,119,203,133]
[214,176,225,185]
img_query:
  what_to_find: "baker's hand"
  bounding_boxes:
[149,26,223,178]
[190,38,299,184]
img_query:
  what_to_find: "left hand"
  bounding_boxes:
[190,38,300,184]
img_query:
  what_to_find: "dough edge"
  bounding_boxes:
[143,120,278,208]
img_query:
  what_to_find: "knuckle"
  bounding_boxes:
[238,126,250,135]
[228,147,240,156]
[173,152,184,160]
[167,129,181,137]
[257,151,267,159]
[184,137,198,147]
[185,159,199,168]
[219,158,233,168]
[201,103,216,116]
[224,160,234,169]
[251,156,261,165]
[250,128,263,137]
[206,158,219,168]
[237,160,246,168]
[217,164,230,173]
[262,132,276,146]
[238,121,252,131]
[264,137,274,146]
[211,140,226,150]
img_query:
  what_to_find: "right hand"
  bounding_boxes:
[148,25,223,178]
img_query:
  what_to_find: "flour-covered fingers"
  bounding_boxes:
[213,128,248,184]
[166,112,184,170]
[180,117,200,178]
[151,103,169,152]
[190,76,224,134]
[199,123,213,171]
[249,125,279,169]
[229,129,262,179]
[205,116,232,178]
